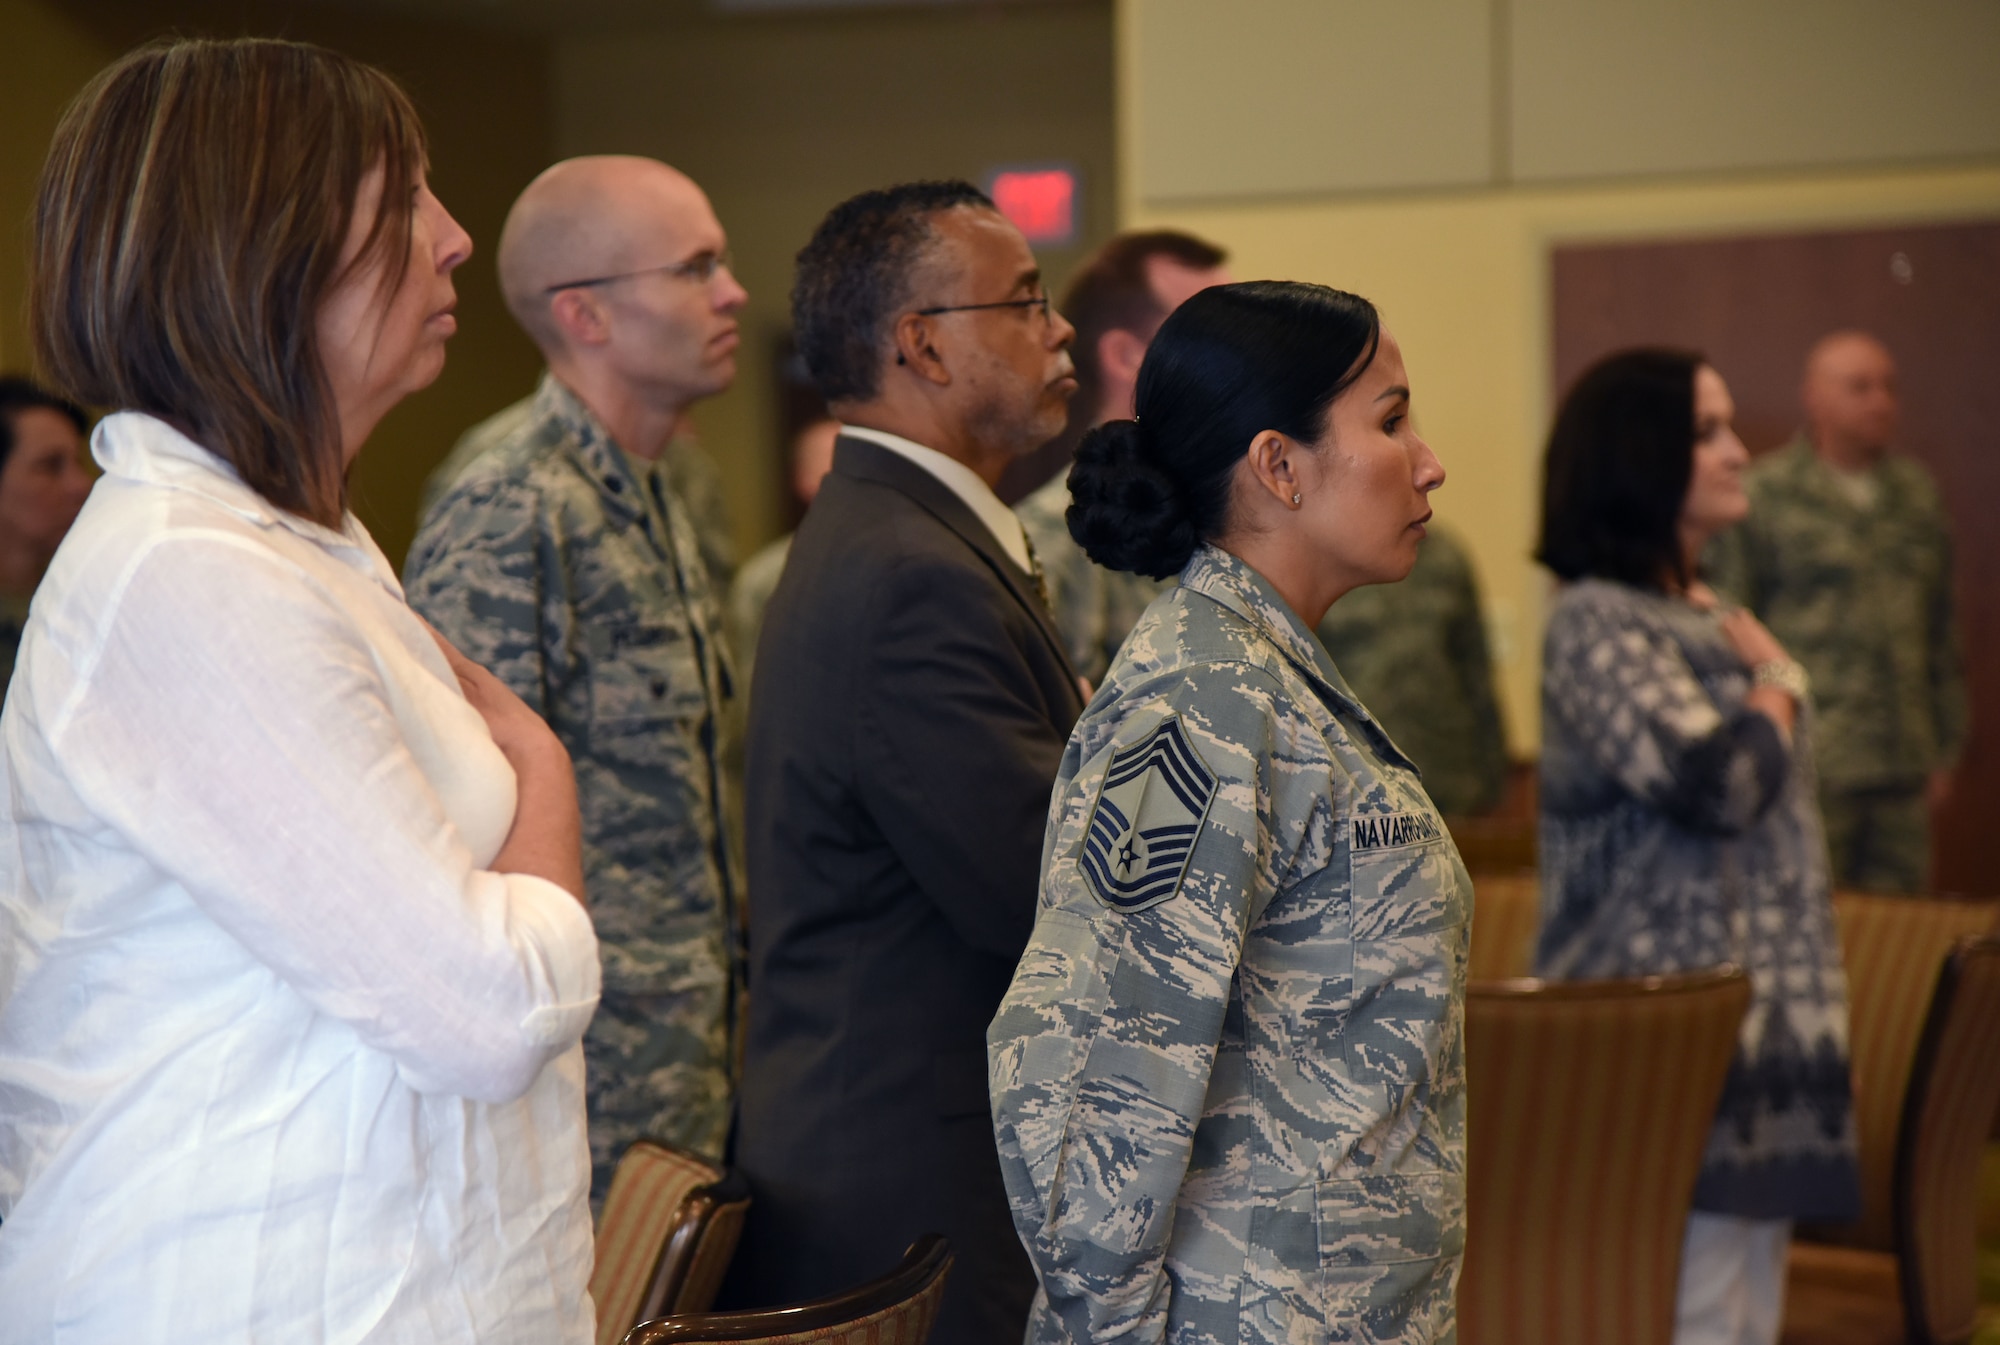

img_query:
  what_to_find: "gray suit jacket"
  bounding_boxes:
[724,436,1084,1343]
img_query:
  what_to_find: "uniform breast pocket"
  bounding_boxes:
[1343,823,1470,1104]
[588,622,709,738]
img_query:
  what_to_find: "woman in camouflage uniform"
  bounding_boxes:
[1535,350,1859,1345]
[989,282,1470,1344]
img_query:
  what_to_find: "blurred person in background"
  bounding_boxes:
[1536,349,1859,1345]
[727,415,838,675]
[1706,331,1963,892]
[1012,230,1231,687]
[0,379,91,705]
[0,39,599,1339]
[1316,518,1509,817]
[992,282,1468,1344]
[726,180,1083,1345]
[405,155,748,1199]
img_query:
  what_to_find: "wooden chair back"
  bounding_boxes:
[623,1235,953,1345]
[1460,968,1751,1345]
[593,1140,753,1345]
[1895,937,2000,1345]
[1467,870,1540,982]
[1449,816,1538,876]
[1808,893,2000,1252]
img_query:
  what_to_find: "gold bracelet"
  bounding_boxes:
[1753,657,1811,705]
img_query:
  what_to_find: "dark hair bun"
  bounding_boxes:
[1066,419,1198,580]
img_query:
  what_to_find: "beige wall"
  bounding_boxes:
[553,1,1116,557]
[4,0,553,569]
[1126,0,2000,204]
[1121,0,2000,751]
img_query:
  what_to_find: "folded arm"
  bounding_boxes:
[54,536,599,1103]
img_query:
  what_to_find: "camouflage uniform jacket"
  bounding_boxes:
[1017,472,1169,688]
[726,532,792,687]
[1705,438,1966,790]
[403,374,741,1159]
[1316,523,1508,816]
[422,377,740,591]
[990,544,1472,1345]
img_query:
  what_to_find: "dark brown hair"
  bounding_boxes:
[31,38,428,528]
[1536,347,1703,592]
[1069,281,1379,579]
[1062,230,1228,408]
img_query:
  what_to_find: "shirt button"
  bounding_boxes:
[651,680,668,698]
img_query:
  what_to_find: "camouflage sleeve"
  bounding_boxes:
[1701,520,1755,609]
[992,669,1324,1344]
[1928,509,1969,769]
[853,553,1072,958]
[403,483,562,717]
[1544,590,1788,834]
[1441,546,1508,814]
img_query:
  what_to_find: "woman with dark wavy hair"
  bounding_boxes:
[0,39,600,1339]
[1535,349,1858,1345]
[990,281,1469,1344]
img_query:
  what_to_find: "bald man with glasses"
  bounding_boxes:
[405,156,748,1202]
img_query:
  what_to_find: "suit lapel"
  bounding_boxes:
[834,437,1082,701]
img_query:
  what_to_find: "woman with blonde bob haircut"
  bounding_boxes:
[0,39,603,1340]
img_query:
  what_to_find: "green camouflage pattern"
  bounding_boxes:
[1705,438,1966,792]
[1819,785,1932,895]
[1316,523,1508,817]
[404,373,742,1191]
[421,379,739,591]
[726,532,792,688]
[1016,472,1169,688]
[990,544,1471,1345]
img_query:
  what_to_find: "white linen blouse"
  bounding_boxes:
[0,413,602,1343]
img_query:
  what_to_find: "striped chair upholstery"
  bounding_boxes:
[1467,870,1540,982]
[1809,894,2000,1252]
[1786,936,2000,1345]
[623,1235,952,1345]
[593,1140,752,1345]
[1896,937,2000,1344]
[1460,968,1751,1345]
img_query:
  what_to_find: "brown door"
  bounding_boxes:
[1553,220,2000,894]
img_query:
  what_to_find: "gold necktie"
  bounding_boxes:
[1022,532,1053,614]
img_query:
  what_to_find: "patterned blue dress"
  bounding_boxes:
[1536,579,1860,1220]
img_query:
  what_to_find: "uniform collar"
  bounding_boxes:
[533,372,649,527]
[1781,434,1900,503]
[91,411,401,596]
[1178,544,1399,745]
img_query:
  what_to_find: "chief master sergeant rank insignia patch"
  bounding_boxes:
[1080,715,1218,913]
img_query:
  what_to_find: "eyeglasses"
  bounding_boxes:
[914,294,1052,322]
[545,249,734,294]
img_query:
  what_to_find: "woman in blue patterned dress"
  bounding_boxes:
[1534,349,1860,1345]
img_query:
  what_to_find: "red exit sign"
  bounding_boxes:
[987,165,1078,246]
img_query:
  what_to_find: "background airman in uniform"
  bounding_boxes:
[404,155,748,1198]
[1707,331,1965,892]
[1316,519,1508,817]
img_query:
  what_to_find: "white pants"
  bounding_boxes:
[1674,1212,1793,1345]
